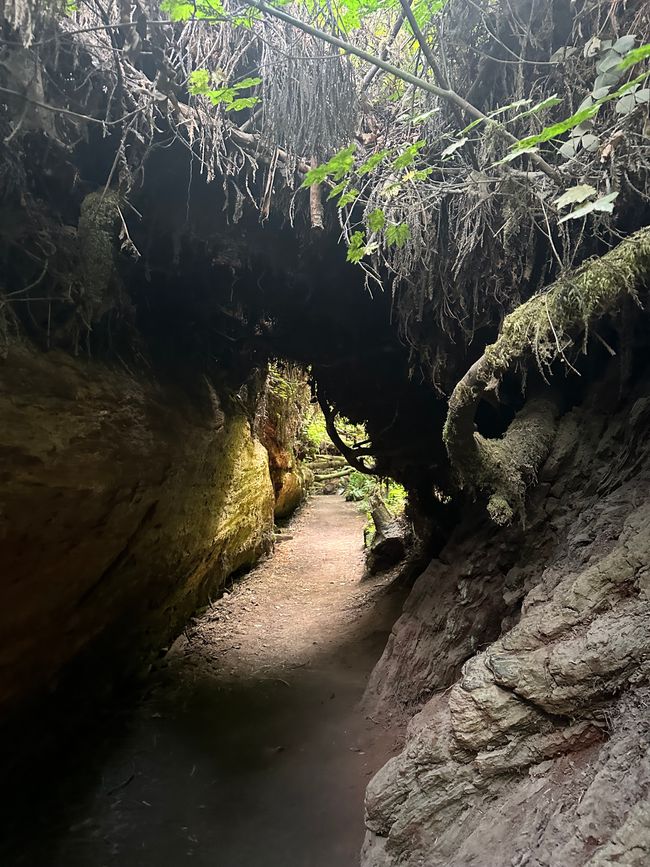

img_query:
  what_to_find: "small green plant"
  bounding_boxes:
[188,69,261,111]
[344,472,407,545]
[302,409,330,456]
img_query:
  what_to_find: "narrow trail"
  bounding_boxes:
[6,494,405,867]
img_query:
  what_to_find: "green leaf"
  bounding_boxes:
[408,109,439,124]
[612,35,636,56]
[235,77,262,90]
[380,179,402,200]
[558,191,619,224]
[300,144,357,189]
[162,0,224,21]
[346,231,367,264]
[357,149,389,176]
[461,117,485,134]
[554,184,597,209]
[559,139,579,159]
[327,144,357,180]
[385,222,410,248]
[303,166,330,187]
[492,146,539,166]
[597,50,624,74]
[403,168,433,182]
[581,133,600,151]
[367,208,385,232]
[511,72,650,151]
[489,98,531,118]
[618,43,650,70]
[326,181,348,200]
[226,96,259,111]
[392,140,426,170]
[338,188,360,208]
[441,137,467,158]
[188,69,211,95]
[206,86,236,106]
[512,94,563,121]
[514,105,600,150]
[188,69,260,108]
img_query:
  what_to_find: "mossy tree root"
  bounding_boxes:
[444,226,650,524]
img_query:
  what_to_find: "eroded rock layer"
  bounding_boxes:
[362,366,650,866]
[0,342,275,719]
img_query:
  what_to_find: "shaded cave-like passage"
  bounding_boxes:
[1,495,406,867]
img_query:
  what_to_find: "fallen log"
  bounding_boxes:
[365,492,410,575]
[314,467,353,482]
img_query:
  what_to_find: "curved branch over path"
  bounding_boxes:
[317,389,376,475]
[443,226,650,523]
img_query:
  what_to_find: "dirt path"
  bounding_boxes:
[5,495,404,867]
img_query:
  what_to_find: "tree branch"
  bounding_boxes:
[361,10,405,92]
[317,390,376,474]
[250,0,561,183]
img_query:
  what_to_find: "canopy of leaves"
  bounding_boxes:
[2,0,649,390]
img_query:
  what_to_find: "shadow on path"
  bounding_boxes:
[2,495,405,867]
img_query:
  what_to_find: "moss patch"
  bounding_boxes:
[444,227,650,523]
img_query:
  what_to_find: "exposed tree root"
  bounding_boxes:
[444,226,650,523]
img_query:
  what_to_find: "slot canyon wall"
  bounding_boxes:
[0,339,288,721]
[2,1,650,864]
[362,361,650,866]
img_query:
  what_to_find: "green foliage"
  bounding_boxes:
[619,43,650,71]
[441,137,467,158]
[163,0,648,271]
[344,472,408,546]
[291,0,449,34]
[347,473,408,516]
[346,231,378,263]
[301,144,357,187]
[345,470,375,501]
[161,0,225,21]
[300,138,424,263]
[385,222,410,248]
[461,94,562,136]
[367,208,385,232]
[338,188,360,207]
[392,139,426,170]
[512,73,650,152]
[358,150,390,175]
[347,231,367,262]
[302,409,330,456]
[188,69,261,110]
[327,181,348,200]
[558,191,618,224]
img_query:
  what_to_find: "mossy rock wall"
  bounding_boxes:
[274,466,313,519]
[0,342,275,720]
[260,368,312,520]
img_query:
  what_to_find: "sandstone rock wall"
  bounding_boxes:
[259,366,312,520]
[0,342,275,720]
[362,369,650,866]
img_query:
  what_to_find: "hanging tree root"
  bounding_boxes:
[443,226,650,525]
